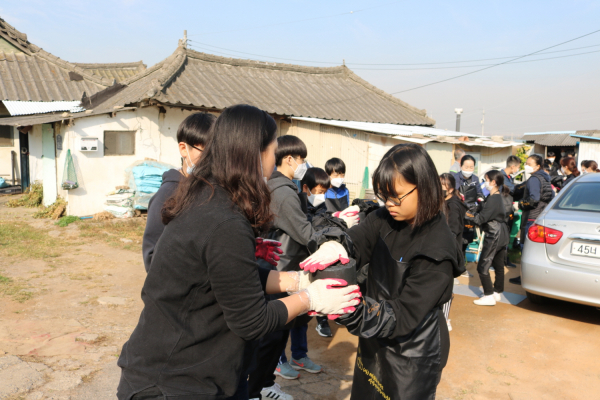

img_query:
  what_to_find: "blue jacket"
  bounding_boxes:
[325,184,350,209]
[452,172,484,205]
[501,169,515,195]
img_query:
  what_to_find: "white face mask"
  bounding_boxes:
[581,170,588,175]
[185,144,196,174]
[330,177,344,188]
[461,170,473,178]
[292,158,307,180]
[483,181,495,191]
[308,191,325,207]
[548,158,555,163]
[561,152,566,157]
[378,199,385,207]
[524,165,534,175]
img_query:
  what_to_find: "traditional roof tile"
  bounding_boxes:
[73,61,146,83]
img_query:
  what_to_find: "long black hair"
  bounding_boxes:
[176,112,216,146]
[373,144,443,227]
[163,104,278,234]
[484,170,510,195]
[440,173,460,199]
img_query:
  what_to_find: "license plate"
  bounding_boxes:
[571,241,600,259]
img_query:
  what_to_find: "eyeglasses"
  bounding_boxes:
[378,187,416,206]
[189,144,203,152]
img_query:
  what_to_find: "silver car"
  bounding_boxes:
[521,172,600,306]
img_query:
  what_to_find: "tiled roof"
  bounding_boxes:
[522,133,578,147]
[74,61,146,83]
[0,17,145,101]
[95,46,435,126]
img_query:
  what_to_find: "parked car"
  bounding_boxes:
[521,172,600,306]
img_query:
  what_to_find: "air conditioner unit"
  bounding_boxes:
[80,137,98,151]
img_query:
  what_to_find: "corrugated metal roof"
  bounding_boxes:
[2,100,84,115]
[522,133,578,146]
[0,106,137,127]
[74,61,147,83]
[98,47,435,126]
[523,130,576,136]
[292,117,515,148]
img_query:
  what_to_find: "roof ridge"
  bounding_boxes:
[137,46,188,98]
[185,48,345,75]
[0,17,37,54]
[73,61,146,70]
[342,67,433,121]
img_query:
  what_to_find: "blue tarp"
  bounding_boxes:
[0,178,9,188]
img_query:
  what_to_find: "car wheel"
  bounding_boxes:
[526,291,546,305]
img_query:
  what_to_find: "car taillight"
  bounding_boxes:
[527,224,563,245]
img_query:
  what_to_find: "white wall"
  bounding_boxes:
[0,126,20,185]
[53,106,209,216]
[578,140,600,165]
[29,125,44,184]
[425,142,454,175]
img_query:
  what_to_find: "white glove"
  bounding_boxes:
[304,279,361,315]
[300,241,349,273]
[285,270,312,295]
[334,205,360,228]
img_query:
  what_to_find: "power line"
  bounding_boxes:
[188,2,400,37]
[188,39,600,67]
[391,28,600,94]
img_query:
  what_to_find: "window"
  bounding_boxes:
[104,131,135,155]
[555,182,600,213]
[0,125,13,147]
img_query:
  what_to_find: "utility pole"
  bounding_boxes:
[481,108,485,136]
[455,108,463,132]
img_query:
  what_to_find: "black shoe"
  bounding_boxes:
[315,319,333,337]
[506,261,517,268]
[509,276,522,285]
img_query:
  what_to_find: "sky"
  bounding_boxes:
[2,0,599,137]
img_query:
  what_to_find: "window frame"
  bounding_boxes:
[103,130,136,156]
[0,125,13,147]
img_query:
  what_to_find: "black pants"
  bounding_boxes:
[132,387,163,400]
[248,328,290,398]
[478,248,506,296]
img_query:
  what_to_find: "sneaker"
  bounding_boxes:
[461,270,473,278]
[493,292,502,302]
[509,276,522,285]
[315,319,333,337]
[447,319,453,332]
[489,267,495,272]
[261,383,293,400]
[274,362,299,380]
[290,357,322,373]
[506,261,517,268]
[473,294,496,306]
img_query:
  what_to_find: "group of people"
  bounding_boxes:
[117,107,597,400]
[117,106,462,400]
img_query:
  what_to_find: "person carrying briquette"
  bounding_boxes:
[510,154,555,286]
[300,144,461,400]
[248,137,359,400]
[142,112,215,272]
[324,157,350,212]
[464,170,510,306]
[117,105,361,400]
[300,167,359,338]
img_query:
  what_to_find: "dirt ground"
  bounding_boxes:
[1,197,599,400]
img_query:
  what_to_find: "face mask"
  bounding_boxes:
[581,170,587,175]
[291,158,307,180]
[484,181,495,191]
[524,165,534,175]
[308,192,325,207]
[461,170,473,178]
[331,177,345,188]
[378,199,385,207]
[548,158,555,163]
[185,144,196,174]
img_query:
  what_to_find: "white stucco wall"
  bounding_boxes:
[53,106,214,216]
[0,126,20,185]
[28,125,44,184]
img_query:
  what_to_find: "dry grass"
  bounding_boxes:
[0,221,71,259]
[0,275,35,303]
[78,219,146,251]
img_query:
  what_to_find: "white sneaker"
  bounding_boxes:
[473,294,496,306]
[494,292,502,302]
[261,383,293,400]
[447,319,453,332]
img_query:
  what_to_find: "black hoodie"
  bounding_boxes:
[445,195,468,249]
[142,169,182,272]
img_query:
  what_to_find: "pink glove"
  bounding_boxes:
[299,241,349,273]
[333,205,360,228]
[255,238,283,266]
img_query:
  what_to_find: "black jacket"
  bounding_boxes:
[117,185,288,400]
[520,170,554,220]
[445,195,468,249]
[142,169,182,272]
[342,209,458,339]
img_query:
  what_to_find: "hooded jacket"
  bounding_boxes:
[520,170,554,220]
[142,169,182,272]
[265,171,349,272]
